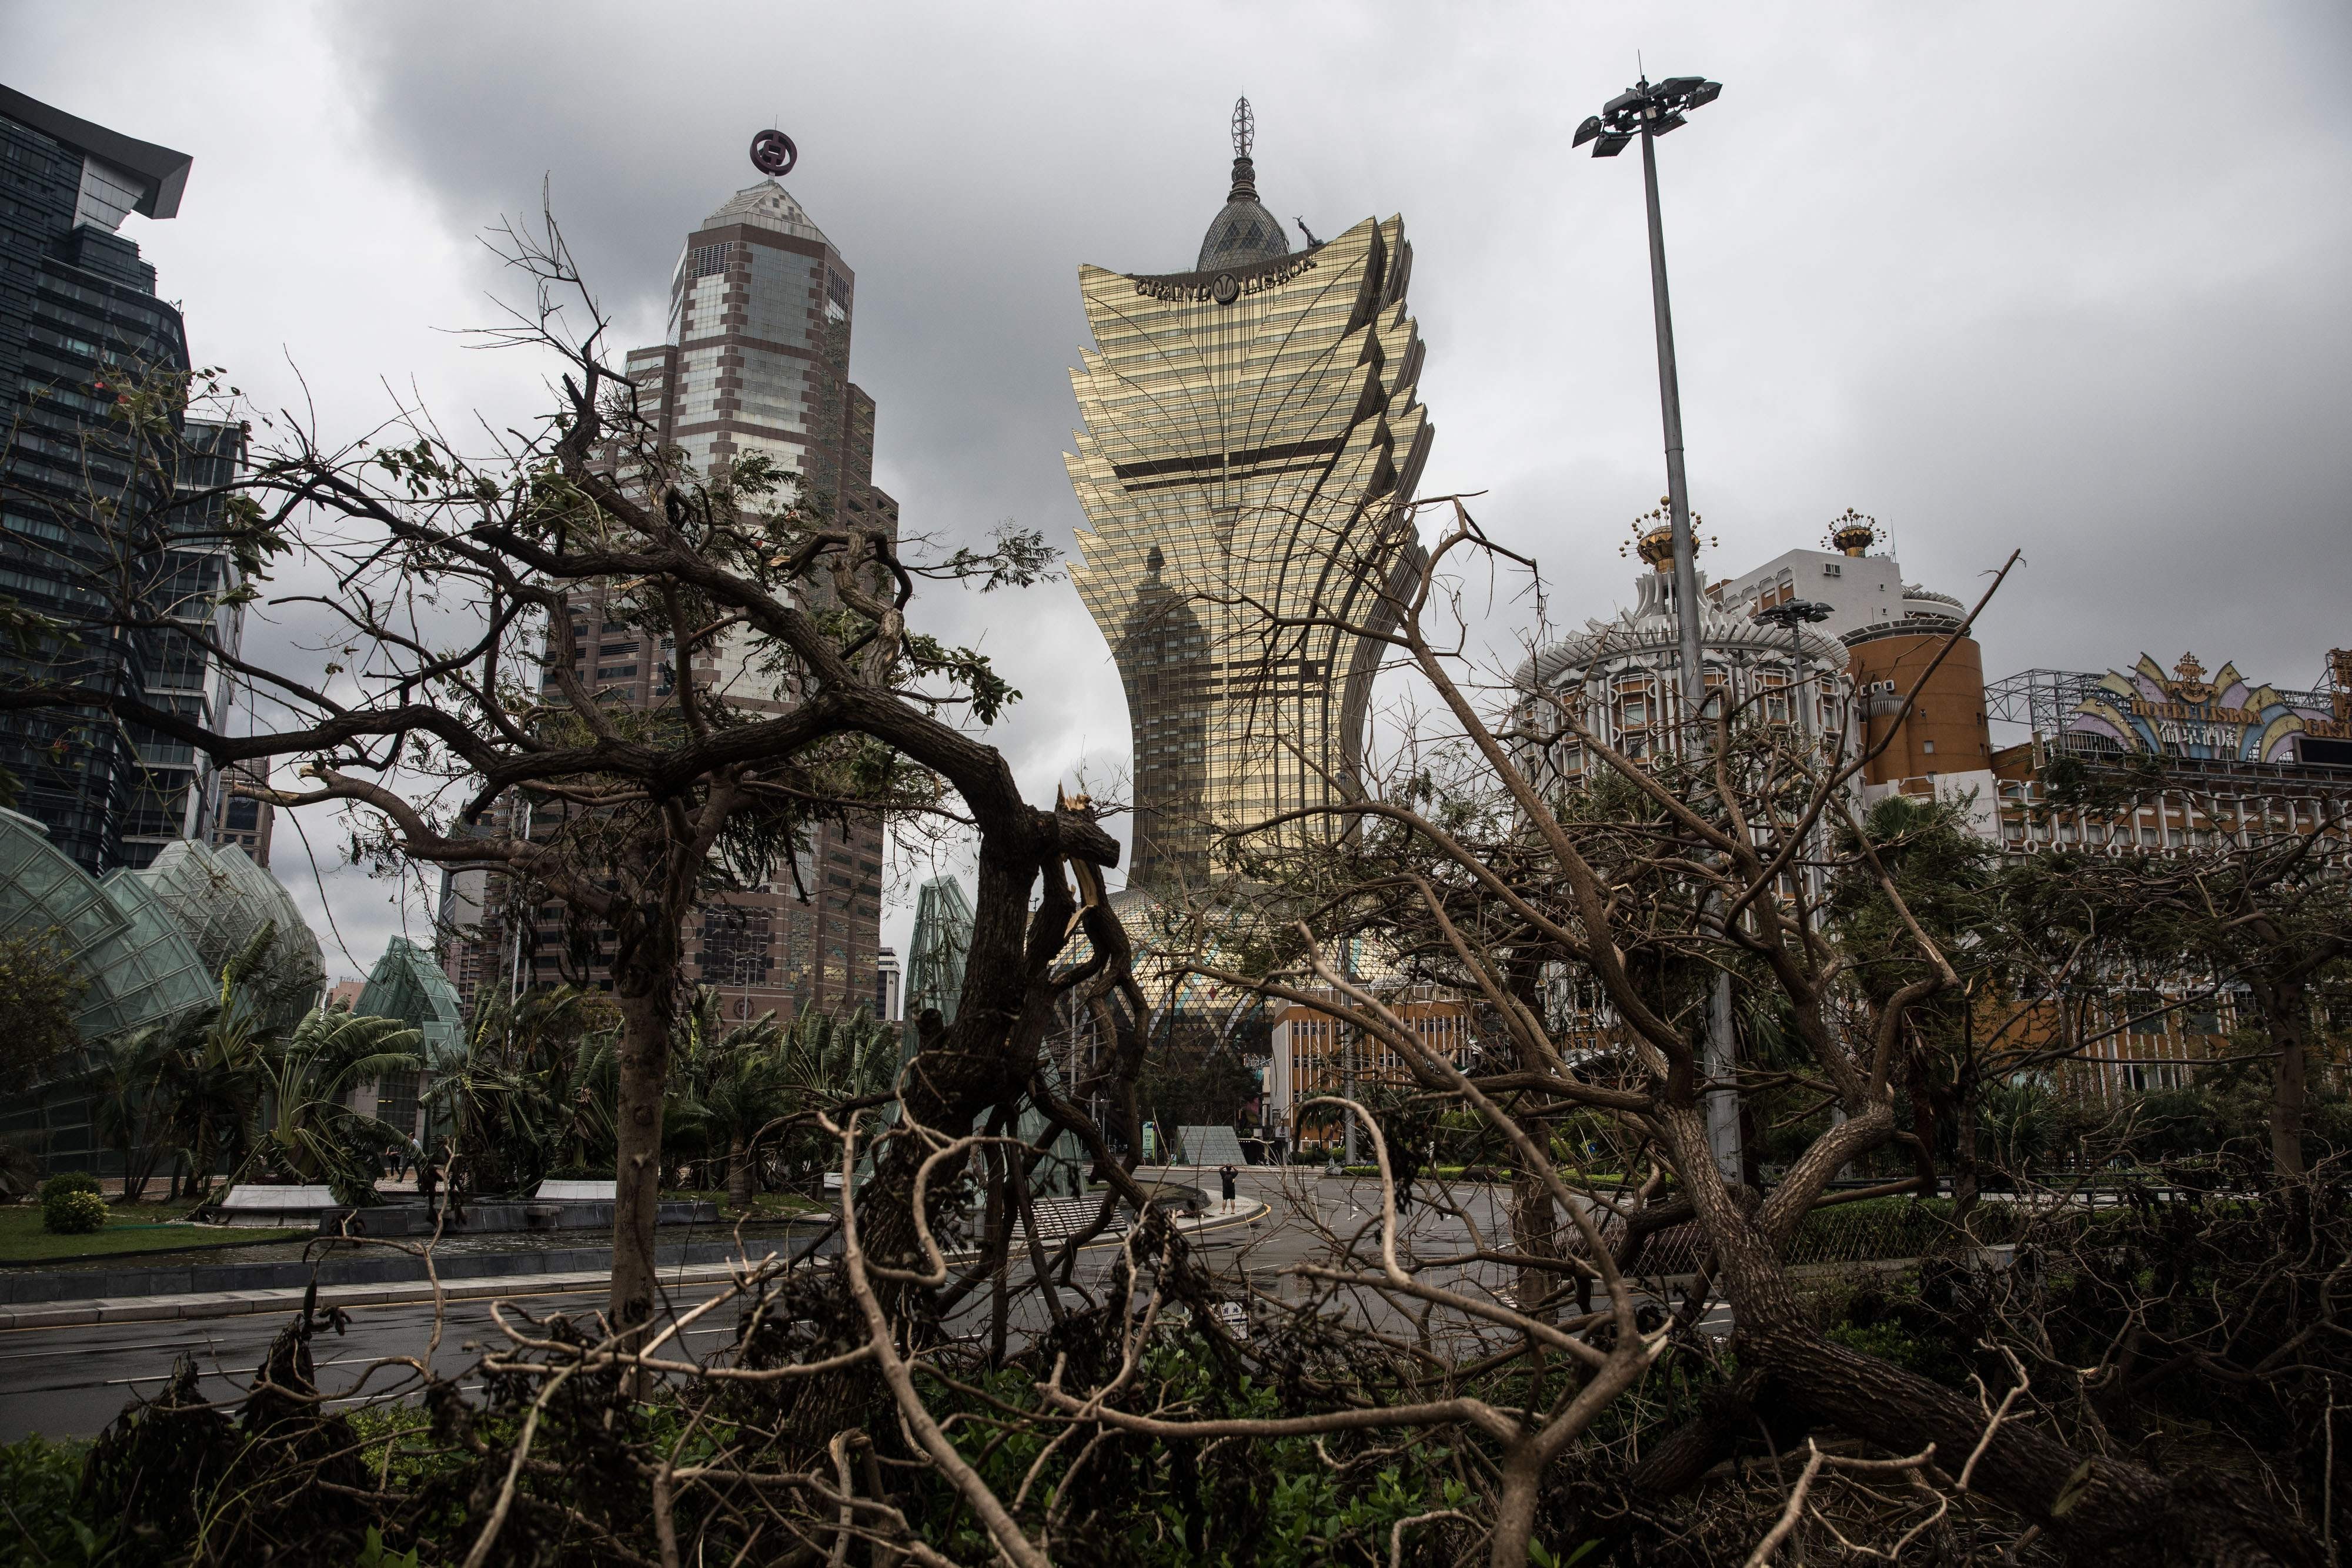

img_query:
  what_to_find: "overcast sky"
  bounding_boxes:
[8,2,2350,980]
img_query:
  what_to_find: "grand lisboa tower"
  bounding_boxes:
[1065,99,1435,892]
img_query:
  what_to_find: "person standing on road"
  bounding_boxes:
[1219,1164,1237,1204]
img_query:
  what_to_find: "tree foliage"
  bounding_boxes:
[0,924,87,1092]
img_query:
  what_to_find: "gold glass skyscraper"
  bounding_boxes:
[1065,102,1434,891]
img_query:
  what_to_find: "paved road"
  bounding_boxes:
[0,1168,1709,1442]
[0,1283,644,1443]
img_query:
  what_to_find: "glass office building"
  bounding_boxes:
[119,416,251,869]
[1064,105,1435,890]
[630,179,891,1018]
[0,88,245,876]
[620,179,895,536]
[2,92,249,879]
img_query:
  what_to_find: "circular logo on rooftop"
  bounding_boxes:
[1211,272,1240,305]
[749,129,799,177]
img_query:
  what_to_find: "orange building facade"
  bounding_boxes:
[1264,987,1473,1152]
[1850,628,1996,801]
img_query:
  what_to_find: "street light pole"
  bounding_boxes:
[1640,113,1705,731]
[1579,72,1731,1179]
[1579,73,1722,734]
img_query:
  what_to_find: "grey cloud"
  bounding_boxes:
[9,0,2348,967]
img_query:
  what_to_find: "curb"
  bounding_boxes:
[1184,1200,1271,1235]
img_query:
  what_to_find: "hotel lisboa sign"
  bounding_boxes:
[2068,652,2348,763]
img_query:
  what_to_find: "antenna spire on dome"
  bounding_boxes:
[1224,96,1264,206]
[1194,96,1289,270]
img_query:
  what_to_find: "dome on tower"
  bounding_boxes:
[1195,96,1294,273]
[1197,193,1289,272]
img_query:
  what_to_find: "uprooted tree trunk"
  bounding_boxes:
[2250,971,2314,1179]
[609,905,684,1339]
[787,797,1124,1443]
[726,1131,752,1211]
[1653,1100,2324,1565]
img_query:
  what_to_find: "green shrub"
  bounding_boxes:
[1826,1318,1933,1373]
[0,1435,101,1562]
[42,1188,107,1235]
[37,1170,99,1202]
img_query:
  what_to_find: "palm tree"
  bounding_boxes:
[156,921,280,1200]
[149,925,425,1206]
[159,995,266,1202]
[88,1027,176,1203]
[1979,1074,2060,1182]
[774,1004,898,1105]
[768,1004,900,1193]
[671,989,787,1209]
[237,1007,423,1205]
[424,984,614,1198]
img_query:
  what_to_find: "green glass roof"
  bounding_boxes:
[0,809,212,1063]
[135,840,326,1031]
[356,935,464,1051]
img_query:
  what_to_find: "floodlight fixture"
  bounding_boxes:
[1755,600,1835,737]
[1573,74,1722,160]
[1754,599,1835,631]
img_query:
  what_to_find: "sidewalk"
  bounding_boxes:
[0,1198,1271,1332]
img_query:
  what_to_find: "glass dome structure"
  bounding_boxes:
[136,838,325,1031]
[356,935,463,1054]
[0,810,329,1053]
[0,808,213,1051]
[0,811,330,1175]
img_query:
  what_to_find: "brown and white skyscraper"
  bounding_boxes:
[621,180,895,540]
[449,176,893,1022]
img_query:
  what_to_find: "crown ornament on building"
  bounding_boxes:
[1827,508,1877,557]
[2171,651,2215,704]
[1619,497,1713,572]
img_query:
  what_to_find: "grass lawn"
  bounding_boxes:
[660,1188,827,1221]
[0,1202,306,1264]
